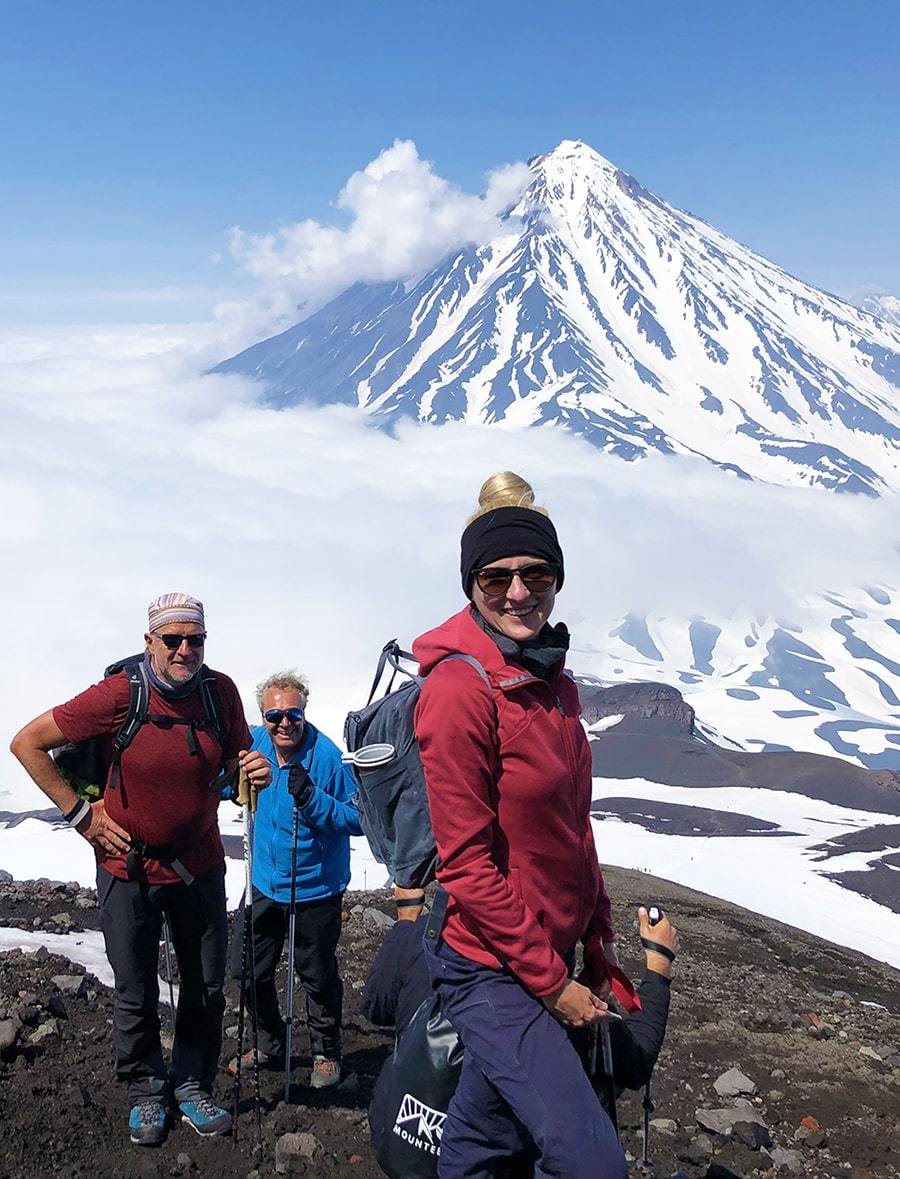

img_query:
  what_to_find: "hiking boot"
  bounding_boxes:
[128,1100,168,1146]
[226,1047,279,1077]
[178,1095,232,1136]
[309,1055,342,1089]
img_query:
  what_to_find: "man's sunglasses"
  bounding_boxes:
[153,632,207,650]
[475,563,558,597]
[264,708,305,726]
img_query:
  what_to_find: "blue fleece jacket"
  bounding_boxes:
[248,722,362,904]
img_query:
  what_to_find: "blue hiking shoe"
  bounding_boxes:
[178,1094,232,1137]
[128,1100,168,1146]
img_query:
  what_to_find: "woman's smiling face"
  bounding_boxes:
[471,554,557,642]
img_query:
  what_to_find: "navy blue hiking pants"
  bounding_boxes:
[425,937,626,1179]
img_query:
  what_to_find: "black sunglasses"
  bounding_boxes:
[264,707,305,726]
[475,562,558,597]
[153,632,207,650]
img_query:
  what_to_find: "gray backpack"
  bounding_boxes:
[344,641,491,889]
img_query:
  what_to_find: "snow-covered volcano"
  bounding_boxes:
[216,140,900,496]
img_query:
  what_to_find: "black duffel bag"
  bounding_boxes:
[368,992,463,1179]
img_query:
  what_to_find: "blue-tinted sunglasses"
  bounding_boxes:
[263,707,305,726]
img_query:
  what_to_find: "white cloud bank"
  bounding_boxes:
[1,324,898,811]
[219,140,531,344]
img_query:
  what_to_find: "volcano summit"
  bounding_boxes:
[216,140,900,496]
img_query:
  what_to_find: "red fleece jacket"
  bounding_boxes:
[54,669,250,884]
[413,607,614,998]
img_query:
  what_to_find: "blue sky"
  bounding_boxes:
[2,0,898,326]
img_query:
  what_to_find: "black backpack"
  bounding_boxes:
[53,654,226,802]
[344,641,492,890]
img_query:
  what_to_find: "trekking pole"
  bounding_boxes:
[283,796,301,1103]
[599,1019,619,1139]
[640,904,664,1167]
[161,914,177,1031]
[642,1080,655,1166]
[232,766,262,1153]
[232,874,248,1138]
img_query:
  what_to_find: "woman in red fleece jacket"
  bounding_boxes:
[414,472,627,1179]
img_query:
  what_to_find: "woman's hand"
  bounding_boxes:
[639,906,679,978]
[542,979,607,1028]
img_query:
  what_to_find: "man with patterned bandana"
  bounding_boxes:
[10,593,271,1147]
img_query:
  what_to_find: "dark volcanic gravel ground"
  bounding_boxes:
[1,868,899,1178]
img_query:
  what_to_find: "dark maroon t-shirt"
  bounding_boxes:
[54,667,251,884]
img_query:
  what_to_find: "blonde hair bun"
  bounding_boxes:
[469,472,549,524]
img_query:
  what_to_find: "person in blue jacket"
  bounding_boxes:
[228,670,361,1088]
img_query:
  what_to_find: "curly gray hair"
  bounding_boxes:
[255,670,310,712]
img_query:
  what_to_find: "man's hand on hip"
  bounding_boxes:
[78,800,131,854]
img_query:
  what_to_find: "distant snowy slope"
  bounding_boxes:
[574,585,900,770]
[216,140,900,495]
[588,776,900,968]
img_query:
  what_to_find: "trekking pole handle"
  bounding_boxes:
[236,765,258,812]
[647,905,663,926]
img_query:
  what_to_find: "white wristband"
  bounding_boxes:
[65,800,92,830]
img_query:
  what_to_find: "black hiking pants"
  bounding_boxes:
[229,887,344,1061]
[97,862,227,1106]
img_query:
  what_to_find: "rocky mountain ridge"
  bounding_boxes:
[1,868,898,1178]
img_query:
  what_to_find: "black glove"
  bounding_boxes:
[287,764,315,808]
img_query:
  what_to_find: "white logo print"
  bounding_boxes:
[393,1093,446,1154]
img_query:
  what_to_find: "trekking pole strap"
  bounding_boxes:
[639,936,675,962]
[608,961,641,1013]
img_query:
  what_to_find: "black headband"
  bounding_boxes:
[460,507,565,598]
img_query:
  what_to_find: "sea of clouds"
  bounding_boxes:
[2,140,898,813]
[2,319,898,812]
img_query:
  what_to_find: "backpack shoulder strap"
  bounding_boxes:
[438,652,491,692]
[104,656,150,790]
[198,666,226,747]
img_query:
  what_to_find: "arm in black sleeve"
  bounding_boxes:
[610,971,671,1091]
[361,918,431,1030]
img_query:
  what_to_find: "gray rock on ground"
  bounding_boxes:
[51,974,85,996]
[362,907,394,930]
[713,1067,757,1097]
[29,1019,59,1045]
[696,1104,767,1136]
[0,1018,20,1051]
[732,1119,772,1149]
[275,1131,324,1173]
[649,1116,678,1134]
[769,1146,803,1171]
[678,1133,713,1163]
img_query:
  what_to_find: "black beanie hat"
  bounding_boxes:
[460,507,565,598]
